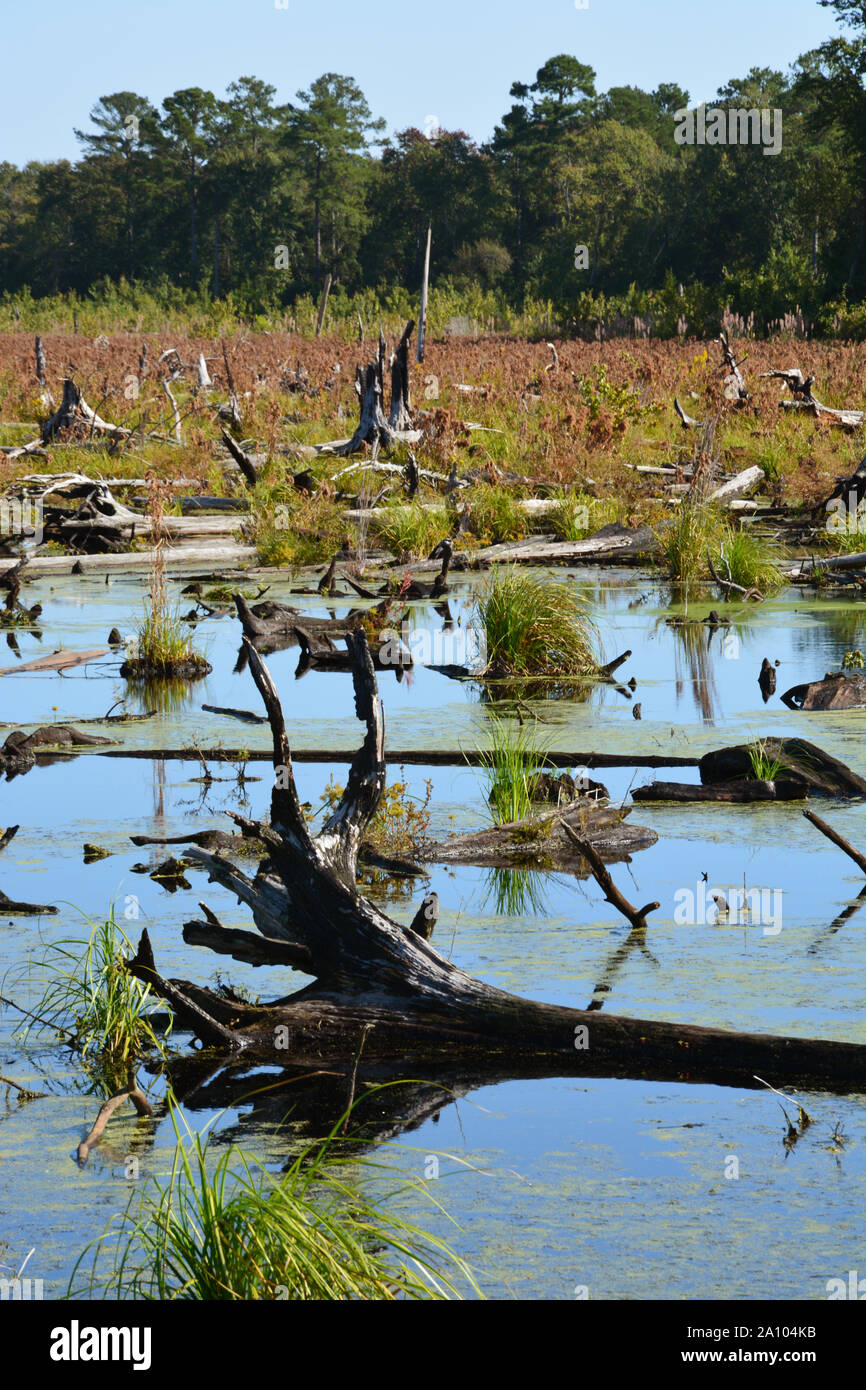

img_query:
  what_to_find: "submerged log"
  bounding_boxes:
[121,623,866,1092]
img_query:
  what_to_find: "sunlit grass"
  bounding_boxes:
[476,568,599,678]
[69,1099,481,1301]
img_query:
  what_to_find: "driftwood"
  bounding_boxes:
[633,779,806,804]
[77,1074,153,1165]
[635,737,866,802]
[0,648,109,677]
[761,368,865,429]
[780,671,866,712]
[717,330,749,404]
[423,800,657,872]
[804,809,866,875]
[121,626,866,1092]
[0,886,57,915]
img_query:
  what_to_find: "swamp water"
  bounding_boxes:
[0,566,863,1300]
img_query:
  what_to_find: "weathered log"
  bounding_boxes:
[220,429,259,486]
[423,801,657,871]
[803,809,866,875]
[761,368,865,429]
[0,886,57,915]
[699,738,866,797]
[41,379,131,443]
[780,672,866,712]
[633,779,806,803]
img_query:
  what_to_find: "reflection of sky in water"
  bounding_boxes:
[0,565,864,1299]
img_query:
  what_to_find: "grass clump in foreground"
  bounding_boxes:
[477,713,552,824]
[17,912,169,1085]
[70,1101,480,1300]
[127,474,207,676]
[476,568,599,679]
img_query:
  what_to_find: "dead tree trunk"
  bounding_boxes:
[336,327,422,456]
[717,330,749,404]
[388,320,415,431]
[125,629,866,1092]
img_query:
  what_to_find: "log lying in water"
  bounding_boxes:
[780,672,866,712]
[423,801,657,871]
[634,737,866,802]
[121,625,866,1092]
[633,778,807,804]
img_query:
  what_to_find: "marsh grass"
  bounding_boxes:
[18,912,168,1084]
[371,503,451,559]
[250,486,346,569]
[467,485,528,543]
[131,475,205,674]
[657,501,724,584]
[719,525,784,594]
[477,714,552,824]
[747,739,786,781]
[549,490,593,542]
[476,569,599,678]
[70,1100,480,1300]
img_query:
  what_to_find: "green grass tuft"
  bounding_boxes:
[476,568,600,678]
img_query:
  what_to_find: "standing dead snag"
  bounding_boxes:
[121,625,866,1092]
[337,323,422,456]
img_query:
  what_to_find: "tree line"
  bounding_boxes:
[3,0,866,335]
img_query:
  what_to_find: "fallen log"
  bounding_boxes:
[633,778,807,803]
[761,368,865,430]
[0,887,57,915]
[699,738,866,797]
[803,809,866,874]
[780,672,866,712]
[77,1074,153,1165]
[120,623,866,1092]
[0,649,109,677]
[422,801,657,872]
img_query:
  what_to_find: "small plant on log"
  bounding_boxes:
[747,739,786,782]
[475,568,600,679]
[314,770,433,859]
[70,1099,478,1300]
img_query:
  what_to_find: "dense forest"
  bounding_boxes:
[4,0,866,335]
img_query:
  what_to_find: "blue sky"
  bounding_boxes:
[1,0,841,166]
